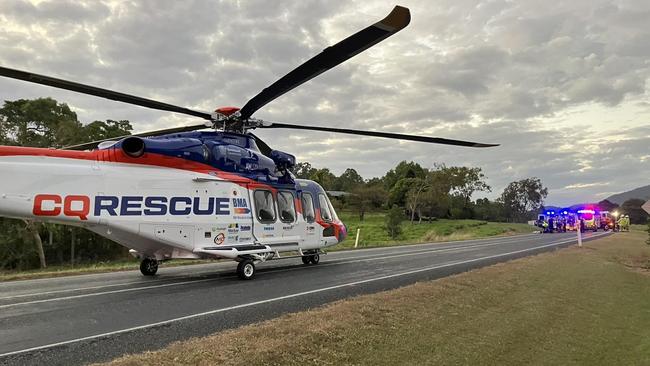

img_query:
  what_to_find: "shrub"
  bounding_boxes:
[384,206,404,239]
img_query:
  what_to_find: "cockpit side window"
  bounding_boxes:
[318,194,333,222]
[301,193,315,223]
[278,191,296,223]
[254,190,276,223]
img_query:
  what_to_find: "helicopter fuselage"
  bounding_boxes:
[0,133,347,263]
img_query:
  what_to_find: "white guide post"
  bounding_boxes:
[577,225,582,248]
[354,228,361,248]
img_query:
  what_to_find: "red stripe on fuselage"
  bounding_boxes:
[0,146,97,160]
[0,145,275,191]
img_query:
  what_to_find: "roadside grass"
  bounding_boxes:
[334,211,534,250]
[0,259,213,282]
[100,231,650,366]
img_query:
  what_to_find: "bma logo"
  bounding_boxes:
[232,197,251,215]
[232,198,248,208]
[33,194,231,220]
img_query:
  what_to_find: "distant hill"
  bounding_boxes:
[606,185,650,205]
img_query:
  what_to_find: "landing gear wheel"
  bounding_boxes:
[140,258,158,276]
[237,259,256,280]
[301,256,311,265]
[309,254,320,264]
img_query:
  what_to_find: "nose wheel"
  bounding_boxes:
[140,258,158,276]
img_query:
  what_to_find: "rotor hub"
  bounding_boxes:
[214,106,240,117]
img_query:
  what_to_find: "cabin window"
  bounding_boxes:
[278,191,296,223]
[318,194,333,222]
[301,193,315,223]
[254,190,276,223]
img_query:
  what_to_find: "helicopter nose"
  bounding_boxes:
[337,222,348,243]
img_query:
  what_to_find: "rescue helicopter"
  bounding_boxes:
[0,6,498,280]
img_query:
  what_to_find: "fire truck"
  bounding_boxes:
[599,211,615,230]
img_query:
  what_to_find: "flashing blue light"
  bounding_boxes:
[563,211,568,215]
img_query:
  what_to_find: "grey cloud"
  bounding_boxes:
[0,0,648,206]
[1,0,109,23]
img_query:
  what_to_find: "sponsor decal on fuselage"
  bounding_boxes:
[32,194,230,220]
[232,198,250,214]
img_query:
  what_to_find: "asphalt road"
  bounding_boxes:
[0,231,610,365]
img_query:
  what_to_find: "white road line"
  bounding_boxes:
[0,280,160,301]
[0,234,558,307]
[0,278,217,309]
[0,232,608,358]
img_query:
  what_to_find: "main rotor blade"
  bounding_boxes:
[0,66,213,120]
[63,123,209,150]
[259,122,499,148]
[239,6,410,120]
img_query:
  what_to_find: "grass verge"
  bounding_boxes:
[99,231,650,366]
[334,211,533,250]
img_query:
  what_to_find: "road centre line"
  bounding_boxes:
[0,232,608,358]
[0,234,559,307]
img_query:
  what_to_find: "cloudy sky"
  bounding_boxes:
[1,0,648,206]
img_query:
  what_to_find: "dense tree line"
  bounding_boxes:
[296,160,550,224]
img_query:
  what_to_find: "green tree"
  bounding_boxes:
[474,198,505,221]
[0,218,38,270]
[383,161,426,191]
[405,178,430,223]
[446,166,491,207]
[349,184,387,221]
[384,206,403,239]
[309,168,337,190]
[419,169,453,220]
[0,98,81,147]
[334,168,364,191]
[500,178,548,222]
[388,177,424,207]
[292,161,316,179]
[82,119,133,143]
